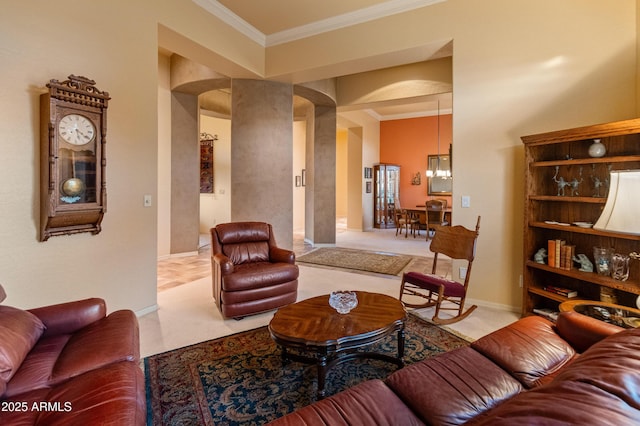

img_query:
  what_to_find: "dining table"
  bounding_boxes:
[408,205,453,226]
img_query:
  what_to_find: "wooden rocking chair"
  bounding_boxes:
[399,216,481,325]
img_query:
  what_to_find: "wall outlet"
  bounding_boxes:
[459,266,468,279]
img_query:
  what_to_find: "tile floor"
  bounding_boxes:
[139,226,520,358]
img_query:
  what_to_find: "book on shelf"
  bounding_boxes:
[546,240,575,270]
[543,285,578,298]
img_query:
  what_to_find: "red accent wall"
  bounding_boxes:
[380,115,452,209]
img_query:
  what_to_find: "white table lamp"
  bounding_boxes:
[593,170,640,235]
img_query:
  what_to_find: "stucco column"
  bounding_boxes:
[170,92,200,254]
[230,79,294,248]
[305,104,337,245]
[347,127,364,231]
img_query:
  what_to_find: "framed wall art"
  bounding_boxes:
[200,132,218,193]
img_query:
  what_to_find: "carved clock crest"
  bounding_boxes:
[40,75,110,241]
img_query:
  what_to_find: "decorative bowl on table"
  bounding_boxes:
[329,291,358,314]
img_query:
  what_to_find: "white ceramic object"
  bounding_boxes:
[573,222,593,228]
[588,139,606,158]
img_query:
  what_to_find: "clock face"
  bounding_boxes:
[58,113,96,145]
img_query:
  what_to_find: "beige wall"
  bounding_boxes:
[0,0,637,314]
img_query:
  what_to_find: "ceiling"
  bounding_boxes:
[195,0,446,46]
[193,0,451,120]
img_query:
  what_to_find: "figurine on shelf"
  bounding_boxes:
[552,166,570,196]
[573,253,594,272]
[569,166,583,196]
[590,164,610,197]
[534,248,548,264]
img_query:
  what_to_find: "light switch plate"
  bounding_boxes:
[461,195,471,208]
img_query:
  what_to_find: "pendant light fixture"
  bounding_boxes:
[426,100,450,178]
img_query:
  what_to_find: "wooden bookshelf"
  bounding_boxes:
[521,118,640,316]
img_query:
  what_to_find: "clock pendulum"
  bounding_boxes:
[60,151,85,203]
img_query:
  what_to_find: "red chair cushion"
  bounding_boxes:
[403,272,466,298]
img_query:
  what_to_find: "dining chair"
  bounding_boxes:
[394,209,408,236]
[425,199,448,240]
[399,216,481,325]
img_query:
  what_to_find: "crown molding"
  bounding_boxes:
[192,0,266,45]
[193,0,446,48]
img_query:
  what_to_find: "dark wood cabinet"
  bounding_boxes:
[521,119,640,316]
[373,164,400,229]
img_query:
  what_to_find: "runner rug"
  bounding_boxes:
[296,247,413,275]
[145,313,470,425]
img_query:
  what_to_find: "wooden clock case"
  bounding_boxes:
[40,75,110,241]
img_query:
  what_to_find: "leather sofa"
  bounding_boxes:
[268,311,640,425]
[0,284,145,425]
[211,222,299,319]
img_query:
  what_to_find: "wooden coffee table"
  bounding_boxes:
[268,291,406,399]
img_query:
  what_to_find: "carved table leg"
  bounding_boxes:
[317,355,328,400]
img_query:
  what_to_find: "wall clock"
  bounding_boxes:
[40,75,110,241]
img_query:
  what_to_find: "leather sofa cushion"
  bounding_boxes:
[551,326,640,409]
[385,346,523,425]
[5,310,139,398]
[28,298,106,337]
[0,306,46,395]
[464,380,640,426]
[222,262,299,291]
[0,361,145,426]
[267,379,426,426]
[471,315,575,388]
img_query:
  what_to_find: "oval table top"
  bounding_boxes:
[268,291,406,348]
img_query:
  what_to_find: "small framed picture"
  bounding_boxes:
[366,181,372,193]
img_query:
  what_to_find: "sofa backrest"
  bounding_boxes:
[212,222,273,265]
[465,326,640,426]
[471,315,576,389]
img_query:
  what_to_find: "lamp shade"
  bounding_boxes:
[593,170,640,235]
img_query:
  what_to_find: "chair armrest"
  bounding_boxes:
[28,298,106,337]
[555,311,624,353]
[270,247,296,264]
[213,253,234,275]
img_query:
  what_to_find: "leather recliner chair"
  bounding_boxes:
[210,222,299,319]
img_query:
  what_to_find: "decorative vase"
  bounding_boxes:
[611,253,630,281]
[593,247,613,276]
[588,139,606,158]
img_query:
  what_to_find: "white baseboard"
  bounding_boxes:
[466,297,521,314]
[135,304,158,317]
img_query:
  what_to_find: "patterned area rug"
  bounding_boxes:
[297,247,413,275]
[145,313,469,425]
